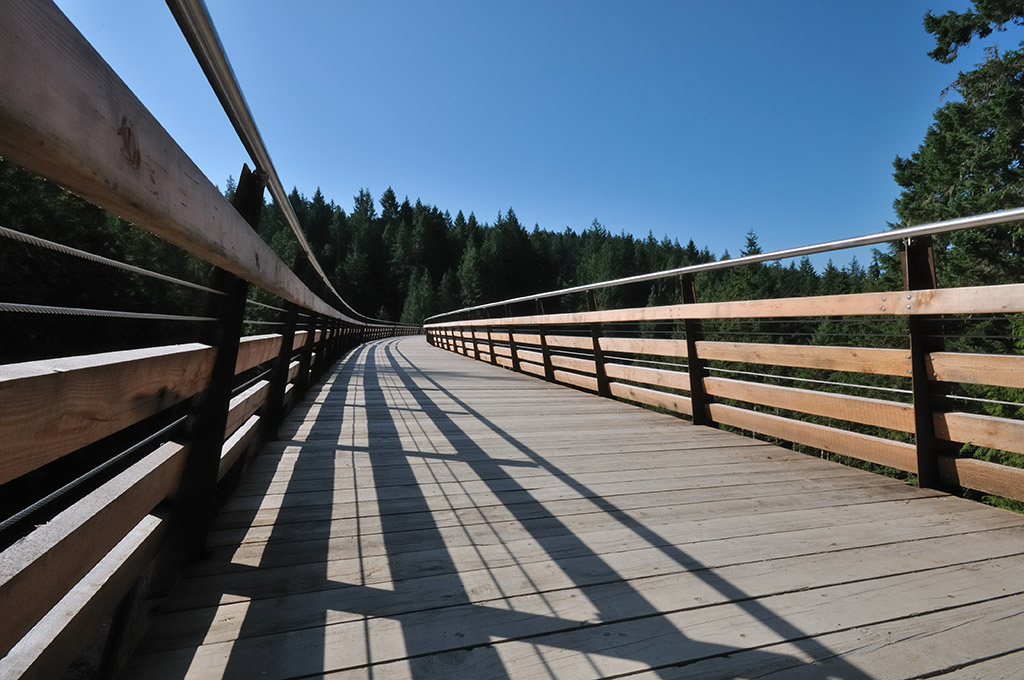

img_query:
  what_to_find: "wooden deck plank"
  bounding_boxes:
[123,336,1024,680]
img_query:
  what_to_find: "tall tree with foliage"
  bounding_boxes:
[892,1,1024,286]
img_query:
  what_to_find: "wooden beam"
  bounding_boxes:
[0,345,212,484]
[708,403,918,473]
[609,383,693,416]
[0,515,165,680]
[697,341,911,377]
[704,377,916,433]
[552,370,599,392]
[0,442,187,657]
[549,355,597,375]
[219,415,261,481]
[604,363,691,392]
[928,352,1024,389]
[224,380,270,439]
[0,1,343,318]
[234,334,283,375]
[597,337,688,358]
[938,456,1024,503]
[934,411,1024,458]
[426,282,1024,328]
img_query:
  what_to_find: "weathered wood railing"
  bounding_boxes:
[0,2,415,676]
[426,228,1024,507]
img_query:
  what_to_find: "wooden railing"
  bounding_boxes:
[426,244,1024,507]
[0,2,415,676]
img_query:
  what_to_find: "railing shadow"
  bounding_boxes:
[136,336,878,678]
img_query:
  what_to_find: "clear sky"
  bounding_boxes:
[52,1,1022,270]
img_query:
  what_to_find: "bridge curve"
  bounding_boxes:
[122,336,1024,679]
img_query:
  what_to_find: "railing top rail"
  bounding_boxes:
[167,0,413,328]
[425,207,1024,323]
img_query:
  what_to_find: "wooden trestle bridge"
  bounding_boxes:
[2,2,1024,679]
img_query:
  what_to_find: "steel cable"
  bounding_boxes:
[0,302,217,322]
[0,224,222,295]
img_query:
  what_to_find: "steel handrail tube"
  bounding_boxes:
[425,206,1024,322]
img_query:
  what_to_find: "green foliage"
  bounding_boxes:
[893,1,1024,288]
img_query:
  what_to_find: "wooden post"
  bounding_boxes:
[265,300,298,439]
[901,236,943,490]
[586,291,612,398]
[508,325,522,373]
[177,163,265,542]
[295,311,318,399]
[486,327,498,365]
[470,326,481,361]
[536,299,555,382]
[312,314,330,382]
[681,274,713,426]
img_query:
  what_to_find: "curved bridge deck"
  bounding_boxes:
[125,336,1024,679]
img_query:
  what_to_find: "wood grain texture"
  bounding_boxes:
[548,354,596,375]
[604,363,690,391]
[608,382,693,415]
[708,403,918,472]
[544,335,593,350]
[235,335,283,375]
[939,455,1024,502]
[0,1,344,319]
[929,351,1024,388]
[220,415,261,481]
[0,442,187,657]
[934,411,1024,456]
[225,380,270,439]
[552,369,598,392]
[705,376,916,432]
[0,515,165,680]
[0,344,212,484]
[599,337,688,358]
[427,282,1024,327]
[697,341,911,376]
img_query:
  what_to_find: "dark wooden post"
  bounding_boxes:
[536,299,555,382]
[470,325,482,361]
[508,324,522,373]
[681,274,713,426]
[901,236,943,490]
[486,327,498,365]
[178,163,266,542]
[295,311,318,399]
[100,164,267,675]
[586,290,612,398]
[312,314,330,382]
[266,299,299,439]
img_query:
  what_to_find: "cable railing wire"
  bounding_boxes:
[0,224,223,296]
[0,302,217,322]
[0,415,189,535]
[246,298,287,313]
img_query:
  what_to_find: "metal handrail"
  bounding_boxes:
[425,206,1024,322]
[166,0,413,329]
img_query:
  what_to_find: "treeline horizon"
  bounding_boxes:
[252,181,889,324]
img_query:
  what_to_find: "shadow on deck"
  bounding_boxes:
[123,336,1024,679]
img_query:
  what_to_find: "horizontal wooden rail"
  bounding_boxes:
[426,279,1024,505]
[0,344,214,485]
[430,282,1024,327]
[0,329,318,485]
[0,441,187,658]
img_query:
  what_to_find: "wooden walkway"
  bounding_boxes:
[124,336,1024,679]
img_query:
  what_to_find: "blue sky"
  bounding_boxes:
[53,1,1021,270]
